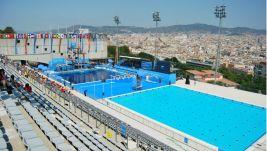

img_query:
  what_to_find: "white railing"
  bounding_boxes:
[10,62,218,151]
[101,98,218,151]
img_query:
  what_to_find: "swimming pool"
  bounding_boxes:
[74,77,165,99]
[51,68,167,99]
[57,69,121,84]
[111,86,266,151]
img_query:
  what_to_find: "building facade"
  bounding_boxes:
[0,33,108,61]
[254,62,266,77]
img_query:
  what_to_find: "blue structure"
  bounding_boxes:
[48,58,66,70]
[37,64,48,71]
[46,60,176,99]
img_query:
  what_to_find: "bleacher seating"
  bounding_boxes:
[0,66,125,151]
[0,117,13,151]
[2,95,48,150]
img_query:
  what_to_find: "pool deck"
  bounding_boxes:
[175,79,266,151]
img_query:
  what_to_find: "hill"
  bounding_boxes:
[40,23,266,35]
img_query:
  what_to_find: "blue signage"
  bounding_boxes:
[120,123,127,137]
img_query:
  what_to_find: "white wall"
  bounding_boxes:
[0,35,108,62]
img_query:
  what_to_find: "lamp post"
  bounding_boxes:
[152,11,161,70]
[214,6,226,83]
[113,16,120,64]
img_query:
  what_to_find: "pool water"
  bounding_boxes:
[57,69,120,84]
[111,86,266,151]
[73,77,166,99]
[54,68,167,99]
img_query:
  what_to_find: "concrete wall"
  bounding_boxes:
[0,33,108,63]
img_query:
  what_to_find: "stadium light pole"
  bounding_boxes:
[214,5,226,83]
[152,11,161,70]
[113,16,120,64]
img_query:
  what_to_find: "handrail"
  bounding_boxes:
[2,62,177,151]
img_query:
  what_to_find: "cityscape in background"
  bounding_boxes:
[0,0,266,151]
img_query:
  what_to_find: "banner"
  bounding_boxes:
[33,35,37,53]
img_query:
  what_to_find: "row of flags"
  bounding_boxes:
[0,33,107,39]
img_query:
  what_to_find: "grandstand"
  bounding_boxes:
[0,60,177,151]
[0,65,128,151]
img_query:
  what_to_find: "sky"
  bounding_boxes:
[0,0,266,32]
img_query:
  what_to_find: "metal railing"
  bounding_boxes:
[3,62,177,151]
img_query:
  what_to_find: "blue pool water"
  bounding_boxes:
[73,77,165,99]
[53,68,166,99]
[111,86,266,151]
[57,69,120,84]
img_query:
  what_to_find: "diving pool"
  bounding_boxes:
[57,69,120,84]
[52,68,167,99]
[74,78,165,99]
[111,86,266,151]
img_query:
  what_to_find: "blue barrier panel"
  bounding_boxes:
[137,69,176,84]
[114,65,176,84]
[37,64,48,71]
[141,61,152,70]
[70,42,76,49]
[120,123,127,137]
[184,137,188,143]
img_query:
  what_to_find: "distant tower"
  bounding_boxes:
[113,16,121,64]
[214,5,226,83]
[152,11,161,70]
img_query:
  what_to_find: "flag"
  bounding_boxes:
[51,35,53,53]
[15,35,18,54]
[59,38,61,53]
[33,34,37,54]
[87,34,90,53]
[25,36,28,54]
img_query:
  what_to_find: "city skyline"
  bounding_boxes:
[0,0,266,32]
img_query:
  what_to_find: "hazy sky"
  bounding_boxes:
[0,0,266,32]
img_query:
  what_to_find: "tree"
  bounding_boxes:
[3,26,15,33]
[137,52,154,61]
[219,67,266,94]
[107,45,131,58]
[107,46,116,58]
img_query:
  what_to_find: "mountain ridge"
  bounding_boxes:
[39,23,266,35]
